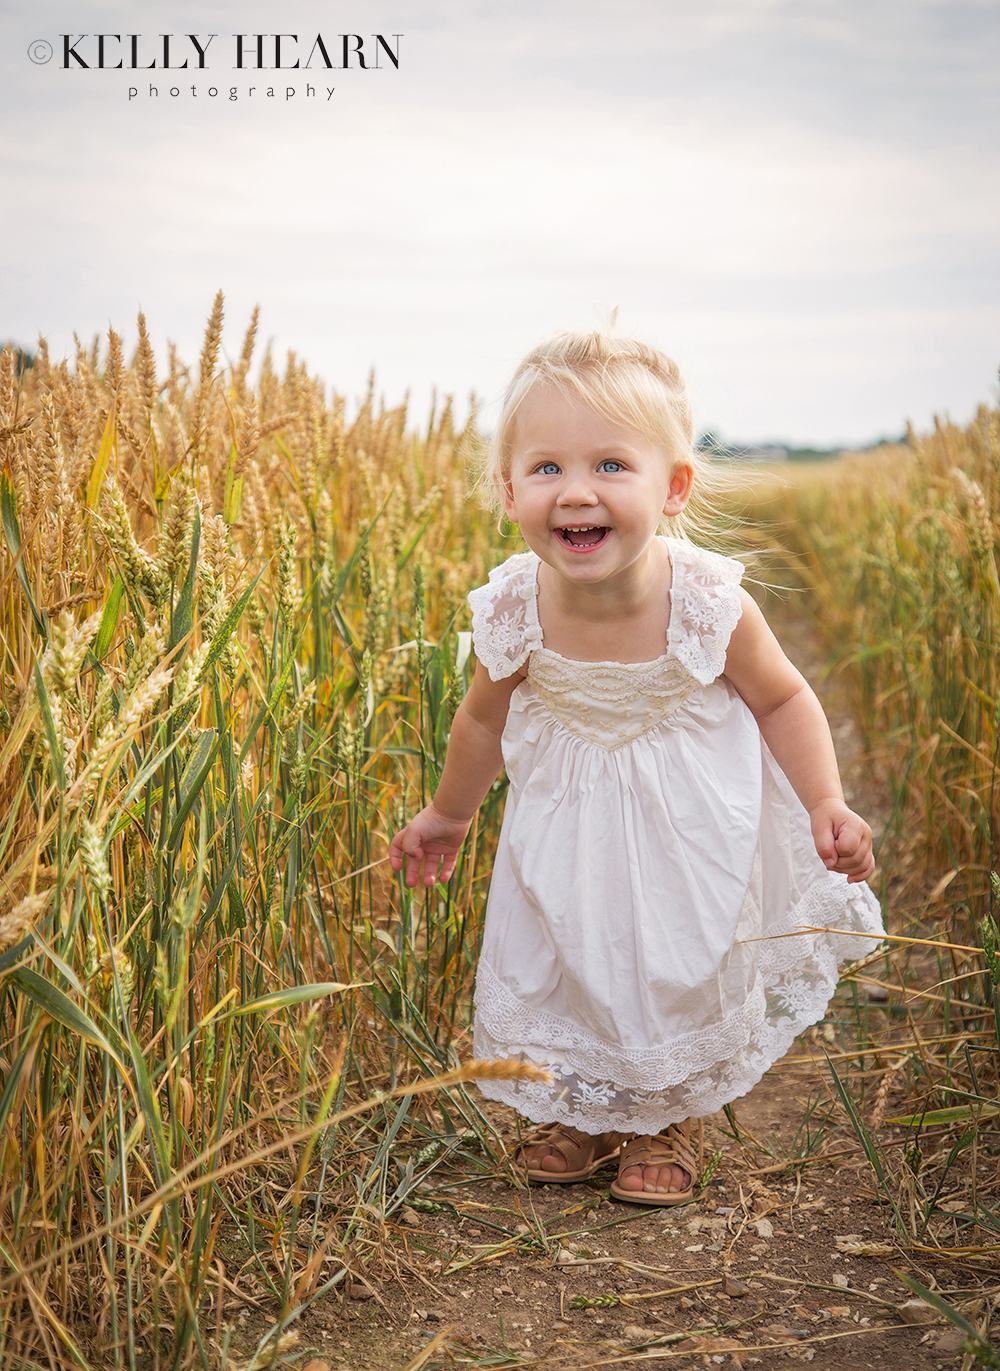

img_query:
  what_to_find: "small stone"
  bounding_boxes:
[555,1248,575,1263]
[350,1283,374,1301]
[897,1298,936,1325]
[398,1205,421,1227]
[302,1362,332,1371]
[679,1296,696,1310]
[622,1324,649,1343]
[936,1329,965,1353]
[828,1306,850,1318]
[722,1276,749,1297]
[494,1284,515,1296]
[831,1274,849,1289]
[425,1310,445,1322]
[753,1219,774,1239]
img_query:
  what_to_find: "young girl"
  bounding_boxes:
[389,331,883,1205]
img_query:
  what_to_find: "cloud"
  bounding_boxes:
[0,0,996,444]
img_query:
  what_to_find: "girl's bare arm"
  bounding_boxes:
[724,589,875,883]
[389,662,523,887]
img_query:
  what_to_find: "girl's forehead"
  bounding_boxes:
[517,380,599,418]
[513,382,645,446]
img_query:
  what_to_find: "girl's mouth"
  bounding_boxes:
[557,525,610,549]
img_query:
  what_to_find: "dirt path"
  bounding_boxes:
[269,600,968,1371]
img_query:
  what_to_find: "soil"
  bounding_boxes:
[244,1069,986,1371]
[226,595,994,1371]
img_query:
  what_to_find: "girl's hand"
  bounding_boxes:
[389,804,473,887]
[809,799,875,884]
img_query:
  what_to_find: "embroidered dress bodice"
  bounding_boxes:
[527,651,697,751]
[466,538,884,1135]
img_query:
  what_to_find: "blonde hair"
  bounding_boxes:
[477,330,727,543]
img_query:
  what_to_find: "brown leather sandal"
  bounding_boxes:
[609,1120,703,1206]
[512,1123,623,1183]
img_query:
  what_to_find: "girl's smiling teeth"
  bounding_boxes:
[557,525,610,549]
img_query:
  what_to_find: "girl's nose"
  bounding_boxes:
[557,475,598,505]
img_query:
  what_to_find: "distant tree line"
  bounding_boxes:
[696,429,907,463]
[0,343,35,377]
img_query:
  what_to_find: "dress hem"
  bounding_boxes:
[472,880,883,1134]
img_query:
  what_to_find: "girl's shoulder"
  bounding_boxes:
[663,536,744,590]
[467,551,543,681]
[663,537,745,685]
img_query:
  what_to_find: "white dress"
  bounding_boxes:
[469,537,884,1135]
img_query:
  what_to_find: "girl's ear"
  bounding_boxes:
[663,463,694,517]
[499,472,517,518]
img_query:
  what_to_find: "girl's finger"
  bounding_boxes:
[400,841,425,886]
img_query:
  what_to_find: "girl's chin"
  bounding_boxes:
[531,534,666,583]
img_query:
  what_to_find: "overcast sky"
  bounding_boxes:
[1,0,997,446]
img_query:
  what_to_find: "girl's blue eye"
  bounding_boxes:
[539,462,560,475]
[600,460,623,472]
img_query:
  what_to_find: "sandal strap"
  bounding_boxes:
[514,1123,618,1169]
[619,1121,701,1179]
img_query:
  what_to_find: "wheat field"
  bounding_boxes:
[0,300,996,1367]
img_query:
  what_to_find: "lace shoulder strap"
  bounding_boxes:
[666,539,745,685]
[467,552,543,681]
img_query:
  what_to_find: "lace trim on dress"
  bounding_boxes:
[473,877,884,1134]
[665,540,745,686]
[467,552,543,681]
[526,651,700,750]
[528,651,695,703]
